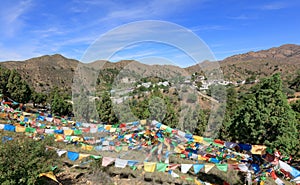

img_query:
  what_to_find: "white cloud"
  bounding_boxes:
[260,2,288,10]
[0,0,33,37]
[227,14,255,20]
[0,42,41,61]
[191,25,229,32]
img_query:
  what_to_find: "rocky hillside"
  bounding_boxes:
[1,44,300,93]
[220,44,300,81]
[186,44,300,82]
[0,54,78,93]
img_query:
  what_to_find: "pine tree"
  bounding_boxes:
[96,91,118,124]
[51,90,72,116]
[6,70,31,103]
[228,73,299,156]
[219,87,238,140]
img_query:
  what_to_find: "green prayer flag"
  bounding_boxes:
[216,156,223,161]
[65,135,72,141]
[90,155,102,159]
[212,142,223,147]
[203,137,213,143]
[25,127,36,133]
[158,138,164,142]
[50,166,57,171]
[165,127,173,133]
[74,129,82,135]
[172,141,178,147]
[180,154,186,158]
[216,164,228,172]
[115,146,122,152]
[156,163,168,172]
[185,177,193,181]
[130,166,137,170]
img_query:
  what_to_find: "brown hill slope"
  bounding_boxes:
[221,44,300,81]
[0,54,79,93]
[1,44,300,93]
[186,44,300,81]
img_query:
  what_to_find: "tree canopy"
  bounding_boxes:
[227,73,299,155]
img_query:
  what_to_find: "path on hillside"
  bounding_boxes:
[190,85,219,103]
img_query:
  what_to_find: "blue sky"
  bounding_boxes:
[0,0,299,67]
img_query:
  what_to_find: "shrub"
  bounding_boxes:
[0,136,60,185]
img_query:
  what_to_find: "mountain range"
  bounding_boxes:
[1,44,300,93]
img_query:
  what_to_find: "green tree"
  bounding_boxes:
[73,88,98,122]
[96,91,118,124]
[186,93,197,103]
[289,70,300,91]
[0,136,60,185]
[0,67,11,95]
[6,70,31,103]
[219,87,238,140]
[227,73,299,156]
[291,100,300,124]
[207,84,227,103]
[51,90,72,116]
[31,92,47,107]
[182,105,208,135]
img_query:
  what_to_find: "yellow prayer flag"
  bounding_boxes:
[160,124,167,130]
[198,156,207,161]
[64,129,74,136]
[174,147,182,153]
[140,120,147,125]
[78,153,90,160]
[144,162,156,172]
[39,171,61,185]
[54,134,64,142]
[15,126,26,133]
[20,115,24,121]
[195,178,203,185]
[251,145,267,155]
[193,135,203,143]
[204,164,215,173]
[22,112,31,116]
[0,113,6,118]
[81,145,94,151]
